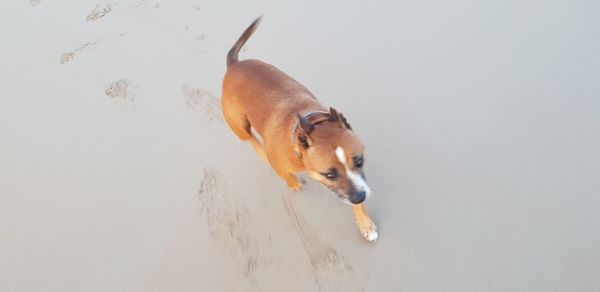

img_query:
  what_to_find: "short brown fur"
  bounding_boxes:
[220,17,378,242]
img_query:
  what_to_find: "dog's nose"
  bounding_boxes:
[349,191,366,204]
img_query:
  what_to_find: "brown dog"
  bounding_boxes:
[221,17,378,242]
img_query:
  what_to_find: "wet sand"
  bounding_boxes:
[1,0,599,291]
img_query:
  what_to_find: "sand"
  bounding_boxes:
[1,0,599,291]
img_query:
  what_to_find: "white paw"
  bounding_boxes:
[358,220,378,242]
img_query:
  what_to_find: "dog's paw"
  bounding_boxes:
[357,219,378,242]
[287,179,306,191]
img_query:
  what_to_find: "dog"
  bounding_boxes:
[221,17,378,242]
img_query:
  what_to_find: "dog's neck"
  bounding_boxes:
[292,111,330,160]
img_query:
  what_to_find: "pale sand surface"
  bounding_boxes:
[1,1,599,291]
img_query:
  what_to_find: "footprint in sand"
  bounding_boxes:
[282,193,360,292]
[86,3,113,22]
[105,79,136,104]
[59,41,98,64]
[197,168,269,278]
[181,85,223,123]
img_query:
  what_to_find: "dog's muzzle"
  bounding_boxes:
[349,191,366,204]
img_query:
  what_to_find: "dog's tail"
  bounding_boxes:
[227,16,262,68]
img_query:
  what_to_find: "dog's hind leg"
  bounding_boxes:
[247,134,268,163]
[222,97,268,163]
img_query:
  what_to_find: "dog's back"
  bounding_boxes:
[222,17,325,136]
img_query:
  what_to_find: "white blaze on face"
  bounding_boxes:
[335,147,371,198]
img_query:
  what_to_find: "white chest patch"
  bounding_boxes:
[335,146,371,197]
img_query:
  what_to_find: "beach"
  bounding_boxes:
[1,1,599,291]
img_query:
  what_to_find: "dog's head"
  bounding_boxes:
[296,108,370,205]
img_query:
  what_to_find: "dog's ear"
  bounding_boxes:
[339,113,352,130]
[297,114,314,149]
[329,107,340,122]
[298,114,315,134]
[329,107,352,130]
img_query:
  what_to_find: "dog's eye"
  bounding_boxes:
[321,169,338,180]
[353,156,364,168]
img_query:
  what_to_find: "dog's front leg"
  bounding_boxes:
[353,203,378,242]
[270,162,305,191]
[281,172,305,191]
